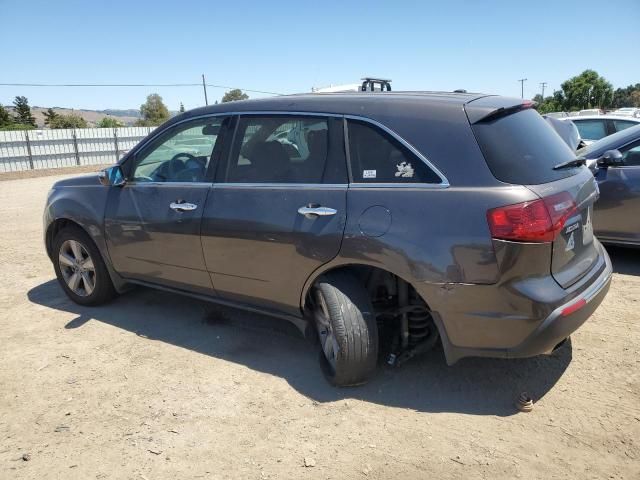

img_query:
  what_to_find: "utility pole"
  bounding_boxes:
[518,78,527,99]
[202,74,208,106]
[540,82,548,99]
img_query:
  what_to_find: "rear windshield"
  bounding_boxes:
[471,108,578,184]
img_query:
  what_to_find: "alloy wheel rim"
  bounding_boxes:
[314,290,339,371]
[58,240,96,297]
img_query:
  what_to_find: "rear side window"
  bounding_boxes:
[574,119,607,140]
[471,109,578,185]
[346,119,442,184]
[613,119,637,133]
[224,116,344,184]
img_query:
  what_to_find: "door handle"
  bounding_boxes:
[297,205,337,219]
[170,201,198,212]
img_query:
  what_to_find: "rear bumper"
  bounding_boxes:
[505,250,611,358]
[428,242,612,364]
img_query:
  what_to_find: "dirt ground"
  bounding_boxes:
[1,173,638,480]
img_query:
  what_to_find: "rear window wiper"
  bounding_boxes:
[553,157,586,170]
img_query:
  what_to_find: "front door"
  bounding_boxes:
[201,114,348,314]
[594,139,640,244]
[105,115,228,294]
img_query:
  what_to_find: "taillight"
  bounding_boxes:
[487,192,576,243]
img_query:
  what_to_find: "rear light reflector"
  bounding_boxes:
[487,191,576,243]
[560,298,586,317]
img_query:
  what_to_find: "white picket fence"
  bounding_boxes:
[0,126,155,173]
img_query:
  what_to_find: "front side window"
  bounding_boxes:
[131,117,224,182]
[225,116,330,183]
[347,119,441,184]
[574,120,607,141]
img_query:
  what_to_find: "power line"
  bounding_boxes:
[0,82,284,96]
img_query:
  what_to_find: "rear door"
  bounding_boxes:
[201,114,348,315]
[105,116,228,294]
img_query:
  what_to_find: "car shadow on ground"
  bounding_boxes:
[606,245,640,276]
[28,279,573,417]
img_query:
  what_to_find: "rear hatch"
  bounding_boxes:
[467,98,600,288]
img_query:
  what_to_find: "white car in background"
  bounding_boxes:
[560,115,640,144]
[612,107,640,118]
[578,109,603,116]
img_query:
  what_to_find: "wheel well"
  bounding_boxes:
[306,265,441,360]
[305,265,432,311]
[46,218,85,259]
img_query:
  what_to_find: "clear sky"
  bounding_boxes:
[1,0,638,111]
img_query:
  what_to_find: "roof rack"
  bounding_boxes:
[361,77,392,92]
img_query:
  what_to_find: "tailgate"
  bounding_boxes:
[526,169,600,288]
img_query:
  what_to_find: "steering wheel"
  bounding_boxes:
[167,153,196,179]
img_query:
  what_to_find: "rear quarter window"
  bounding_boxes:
[471,108,579,185]
[347,119,442,184]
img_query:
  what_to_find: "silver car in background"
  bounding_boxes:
[561,115,640,144]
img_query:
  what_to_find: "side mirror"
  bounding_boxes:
[98,165,126,186]
[597,149,623,168]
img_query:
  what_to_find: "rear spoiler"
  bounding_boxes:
[465,96,536,124]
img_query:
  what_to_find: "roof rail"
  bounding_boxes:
[361,77,392,92]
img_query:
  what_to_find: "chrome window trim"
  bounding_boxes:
[129,110,450,188]
[213,183,347,190]
[124,181,214,187]
[348,182,449,190]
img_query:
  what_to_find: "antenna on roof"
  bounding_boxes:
[361,77,392,92]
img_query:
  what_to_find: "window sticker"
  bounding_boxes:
[395,161,414,178]
[363,169,377,179]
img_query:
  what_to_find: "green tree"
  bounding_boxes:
[43,108,59,126]
[137,93,170,126]
[560,70,613,110]
[533,91,565,114]
[13,96,36,126]
[49,113,88,129]
[612,83,640,108]
[97,117,124,128]
[0,104,12,127]
[179,102,185,113]
[221,89,249,103]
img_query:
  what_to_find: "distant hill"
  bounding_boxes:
[6,106,140,128]
[6,106,179,128]
[99,109,142,119]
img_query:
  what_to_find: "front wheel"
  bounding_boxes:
[53,226,116,306]
[312,272,378,386]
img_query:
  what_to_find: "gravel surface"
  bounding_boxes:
[1,174,639,479]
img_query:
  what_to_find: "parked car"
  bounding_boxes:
[560,115,640,144]
[544,115,584,150]
[612,107,640,118]
[44,93,612,386]
[545,111,570,119]
[578,109,603,116]
[576,124,640,246]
